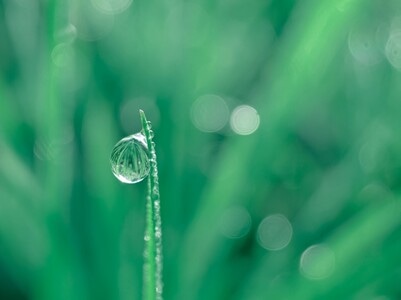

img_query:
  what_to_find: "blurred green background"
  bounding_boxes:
[2,0,401,299]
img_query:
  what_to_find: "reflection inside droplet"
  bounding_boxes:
[219,206,252,239]
[257,214,292,251]
[110,133,150,184]
[230,105,260,135]
[190,94,229,133]
[300,244,335,280]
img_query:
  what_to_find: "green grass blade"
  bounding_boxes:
[140,110,163,300]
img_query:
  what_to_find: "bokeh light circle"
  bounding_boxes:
[257,214,292,251]
[230,105,260,135]
[190,94,229,133]
[91,0,133,14]
[72,2,115,41]
[51,43,74,68]
[348,24,382,66]
[385,32,401,69]
[300,244,335,280]
[219,206,252,239]
[56,24,78,44]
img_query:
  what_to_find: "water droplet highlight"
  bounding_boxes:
[110,133,150,184]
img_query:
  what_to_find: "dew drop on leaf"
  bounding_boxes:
[110,133,150,184]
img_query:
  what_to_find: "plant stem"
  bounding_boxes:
[140,110,163,300]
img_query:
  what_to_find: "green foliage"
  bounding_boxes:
[1,0,401,299]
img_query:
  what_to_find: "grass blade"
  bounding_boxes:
[140,110,163,300]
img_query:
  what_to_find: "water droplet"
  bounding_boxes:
[149,130,154,139]
[110,133,150,184]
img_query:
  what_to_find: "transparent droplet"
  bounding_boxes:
[149,130,154,139]
[110,133,150,184]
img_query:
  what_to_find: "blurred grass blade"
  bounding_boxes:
[179,0,364,297]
